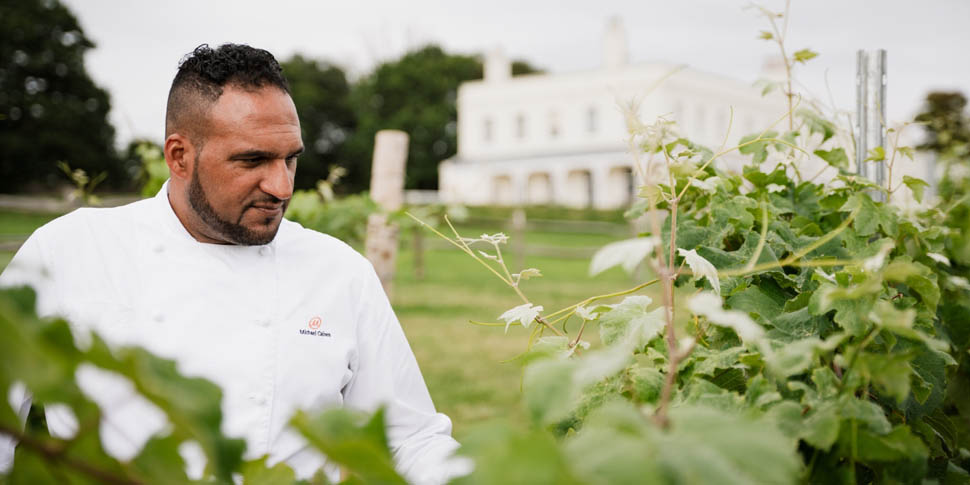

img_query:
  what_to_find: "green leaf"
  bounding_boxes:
[838,425,928,463]
[851,351,913,403]
[745,375,782,408]
[454,423,580,485]
[84,340,247,481]
[837,396,891,435]
[814,147,849,170]
[883,258,940,311]
[743,165,788,188]
[792,48,818,63]
[738,131,778,165]
[896,145,915,160]
[758,30,774,40]
[692,347,746,377]
[660,406,802,485]
[598,295,665,348]
[768,307,830,342]
[801,402,841,450]
[523,358,578,425]
[563,403,665,484]
[524,336,572,364]
[865,146,886,162]
[726,285,784,323]
[902,175,929,203]
[766,338,821,378]
[903,343,949,419]
[130,434,190,483]
[840,193,897,236]
[798,109,837,143]
[811,367,841,400]
[920,407,957,454]
[290,408,406,484]
[764,401,803,440]
[241,456,297,485]
[523,345,631,425]
[628,365,664,404]
[679,379,745,413]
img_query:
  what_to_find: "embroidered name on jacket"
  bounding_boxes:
[299,316,331,337]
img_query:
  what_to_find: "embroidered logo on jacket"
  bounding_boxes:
[299,316,331,337]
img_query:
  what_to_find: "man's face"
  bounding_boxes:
[187,86,303,245]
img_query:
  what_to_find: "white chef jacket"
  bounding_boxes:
[0,183,463,483]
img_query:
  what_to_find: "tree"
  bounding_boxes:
[281,55,356,191]
[914,91,969,156]
[343,45,541,192]
[0,0,123,193]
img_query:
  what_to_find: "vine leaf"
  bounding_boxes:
[590,237,659,276]
[498,303,543,333]
[814,147,848,170]
[902,175,929,203]
[792,48,818,63]
[598,295,664,348]
[687,292,764,343]
[678,248,721,296]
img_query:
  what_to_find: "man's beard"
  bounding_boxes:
[188,160,287,246]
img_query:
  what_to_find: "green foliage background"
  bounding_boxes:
[0,0,123,193]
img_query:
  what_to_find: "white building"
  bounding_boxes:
[439,18,788,209]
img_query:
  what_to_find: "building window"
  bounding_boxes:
[515,114,526,140]
[549,111,560,138]
[586,107,597,134]
[483,118,493,142]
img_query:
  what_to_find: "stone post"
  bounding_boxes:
[365,130,409,297]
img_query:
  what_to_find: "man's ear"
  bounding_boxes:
[164,133,195,180]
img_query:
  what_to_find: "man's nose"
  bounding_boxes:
[260,158,294,201]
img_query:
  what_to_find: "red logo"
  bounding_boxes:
[308,316,322,330]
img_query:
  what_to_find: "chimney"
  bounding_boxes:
[484,47,511,83]
[604,16,628,70]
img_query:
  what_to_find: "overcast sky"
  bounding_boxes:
[61,0,970,146]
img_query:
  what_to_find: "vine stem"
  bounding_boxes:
[718,208,858,277]
[885,123,910,194]
[544,279,660,321]
[0,424,142,485]
[743,198,770,271]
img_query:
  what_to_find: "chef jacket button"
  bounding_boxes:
[153,244,164,254]
[153,313,165,323]
[256,318,271,328]
[258,246,269,256]
[256,396,267,406]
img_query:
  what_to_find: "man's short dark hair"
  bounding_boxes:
[165,43,290,141]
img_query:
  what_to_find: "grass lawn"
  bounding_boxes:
[0,208,658,440]
[393,219,659,439]
[0,209,60,271]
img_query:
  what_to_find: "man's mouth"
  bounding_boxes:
[249,203,284,217]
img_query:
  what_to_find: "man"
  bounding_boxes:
[0,44,463,483]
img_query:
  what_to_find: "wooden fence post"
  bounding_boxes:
[365,130,409,297]
[510,208,527,270]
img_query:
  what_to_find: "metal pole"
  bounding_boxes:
[855,49,887,202]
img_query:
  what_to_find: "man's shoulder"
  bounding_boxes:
[31,198,156,243]
[276,218,369,267]
[31,198,155,241]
